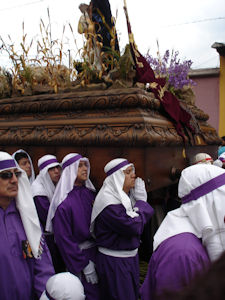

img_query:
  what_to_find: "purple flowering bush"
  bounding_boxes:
[145,49,196,94]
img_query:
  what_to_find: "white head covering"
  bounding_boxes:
[31,154,60,201]
[90,158,139,234]
[0,151,42,258]
[192,153,213,165]
[12,149,35,184]
[153,164,225,261]
[40,272,85,300]
[46,153,95,232]
[213,152,225,168]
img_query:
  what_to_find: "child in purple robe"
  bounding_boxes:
[90,158,154,300]
[32,154,65,273]
[46,153,100,300]
[0,151,54,300]
[140,164,225,300]
[12,149,35,184]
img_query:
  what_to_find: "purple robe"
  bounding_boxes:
[94,200,154,300]
[0,200,54,300]
[53,185,99,300]
[34,195,66,273]
[140,232,210,300]
[34,195,49,228]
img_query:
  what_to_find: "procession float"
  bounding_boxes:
[0,0,221,258]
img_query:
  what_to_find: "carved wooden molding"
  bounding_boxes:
[0,88,220,147]
[0,88,207,117]
[0,123,181,146]
[0,123,220,147]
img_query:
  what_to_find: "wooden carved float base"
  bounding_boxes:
[0,88,221,190]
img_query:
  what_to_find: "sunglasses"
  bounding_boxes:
[0,171,22,180]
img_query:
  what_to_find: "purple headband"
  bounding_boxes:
[62,154,82,170]
[106,160,130,177]
[39,158,58,171]
[0,159,16,170]
[219,157,225,163]
[45,290,55,300]
[182,172,225,204]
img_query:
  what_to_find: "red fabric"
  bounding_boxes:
[124,3,195,140]
[134,50,156,83]
[132,51,194,139]
[161,91,194,138]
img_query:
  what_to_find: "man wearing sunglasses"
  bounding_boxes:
[0,151,54,300]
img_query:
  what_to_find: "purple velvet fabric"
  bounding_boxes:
[34,195,65,273]
[62,154,82,169]
[106,160,129,176]
[0,200,54,300]
[34,195,50,228]
[97,252,140,300]
[94,200,154,300]
[39,158,58,170]
[0,159,16,169]
[140,232,210,300]
[53,185,99,300]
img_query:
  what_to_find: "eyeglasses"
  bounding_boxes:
[0,171,22,180]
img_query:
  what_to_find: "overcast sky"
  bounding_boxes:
[0,0,224,69]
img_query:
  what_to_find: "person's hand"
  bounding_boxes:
[133,177,147,202]
[83,260,98,284]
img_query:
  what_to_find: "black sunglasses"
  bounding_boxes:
[0,171,22,180]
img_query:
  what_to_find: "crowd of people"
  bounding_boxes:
[1,145,225,300]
